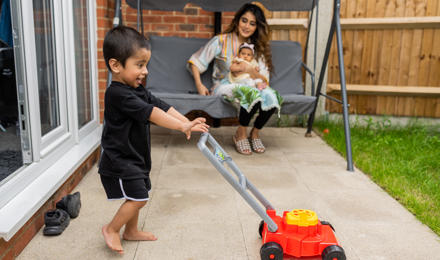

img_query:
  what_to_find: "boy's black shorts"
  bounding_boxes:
[100,175,151,201]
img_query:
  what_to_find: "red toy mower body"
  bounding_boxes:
[197,134,345,260]
[260,210,345,260]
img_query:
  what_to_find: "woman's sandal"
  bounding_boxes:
[250,138,266,153]
[233,135,252,155]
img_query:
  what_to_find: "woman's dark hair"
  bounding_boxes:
[223,3,273,72]
[103,26,151,71]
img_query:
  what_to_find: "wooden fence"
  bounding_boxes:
[269,0,440,118]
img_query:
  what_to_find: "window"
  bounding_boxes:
[0,0,24,185]
[73,0,93,128]
[33,0,60,135]
[0,0,99,241]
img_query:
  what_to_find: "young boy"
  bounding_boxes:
[99,26,209,254]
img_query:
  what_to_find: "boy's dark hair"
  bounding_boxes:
[103,26,151,71]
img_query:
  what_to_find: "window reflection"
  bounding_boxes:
[0,40,22,184]
[33,0,59,135]
[73,0,92,128]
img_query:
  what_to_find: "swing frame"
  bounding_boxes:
[109,0,354,172]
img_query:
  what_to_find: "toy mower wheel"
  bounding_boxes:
[260,242,283,260]
[322,245,346,260]
[258,220,264,238]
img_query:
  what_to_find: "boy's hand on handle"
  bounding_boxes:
[180,117,209,139]
[191,117,210,132]
[150,107,208,139]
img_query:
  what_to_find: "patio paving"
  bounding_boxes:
[17,126,440,260]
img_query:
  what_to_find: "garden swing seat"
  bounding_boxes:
[111,0,354,171]
[145,35,316,118]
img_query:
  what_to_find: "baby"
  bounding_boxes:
[229,42,267,90]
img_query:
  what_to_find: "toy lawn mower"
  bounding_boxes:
[198,133,346,260]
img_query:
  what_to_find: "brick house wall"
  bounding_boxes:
[1,2,239,259]
[96,0,235,124]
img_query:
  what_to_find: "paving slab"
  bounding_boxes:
[17,126,440,260]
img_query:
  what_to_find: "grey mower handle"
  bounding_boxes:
[197,133,246,189]
[197,133,278,232]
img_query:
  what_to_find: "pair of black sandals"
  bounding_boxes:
[43,192,81,236]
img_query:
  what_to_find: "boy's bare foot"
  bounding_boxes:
[102,225,124,254]
[122,230,158,241]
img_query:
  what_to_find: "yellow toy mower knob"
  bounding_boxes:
[285,209,318,227]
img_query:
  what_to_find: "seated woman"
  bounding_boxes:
[187,3,281,155]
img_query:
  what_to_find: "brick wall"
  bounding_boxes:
[2,2,242,257]
[0,149,100,260]
[96,0,236,124]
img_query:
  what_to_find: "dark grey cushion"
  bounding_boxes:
[270,40,304,96]
[281,94,316,115]
[147,36,212,94]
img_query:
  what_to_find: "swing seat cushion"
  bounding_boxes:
[146,35,316,117]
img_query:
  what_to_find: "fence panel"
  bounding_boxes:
[270,0,440,118]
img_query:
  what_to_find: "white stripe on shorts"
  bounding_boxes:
[118,178,149,201]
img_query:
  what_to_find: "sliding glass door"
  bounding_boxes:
[33,0,61,136]
[0,0,24,184]
[0,0,98,200]
[73,0,93,129]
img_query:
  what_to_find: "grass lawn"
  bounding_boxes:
[314,117,440,236]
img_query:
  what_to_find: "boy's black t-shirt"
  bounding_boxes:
[99,81,171,179]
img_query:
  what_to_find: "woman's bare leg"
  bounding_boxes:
[233,125,251,154]
[250,127,260,139]
[250,127,265,153]
[235,125,248,140]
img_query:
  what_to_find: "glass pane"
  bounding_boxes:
[73,0,92,128]
[0,1,23,183]
[33,0,59,136]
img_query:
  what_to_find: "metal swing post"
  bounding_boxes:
[334,0,353,171]
[306,0,353,171]
[212,11,222,128]
[137,0,144,34]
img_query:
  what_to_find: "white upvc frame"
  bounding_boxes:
[21,0,41,162]
[20,0,72,161]
[82,0,100,138]
[0,0,100,241]
[0,0,74,207]
[63,1,79,141]
[63,0,99,141]
[38,0,72,158]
